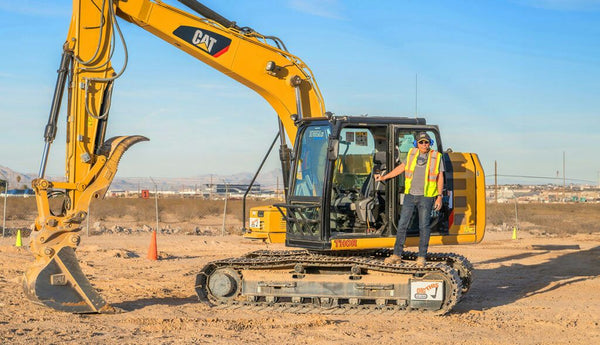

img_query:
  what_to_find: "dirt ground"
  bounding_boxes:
[1,228,599,344]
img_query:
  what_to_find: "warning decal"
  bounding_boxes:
[410,281,444,301]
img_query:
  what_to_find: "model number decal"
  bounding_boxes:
[333,239,358,248]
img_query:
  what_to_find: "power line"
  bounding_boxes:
[486,174,595,183]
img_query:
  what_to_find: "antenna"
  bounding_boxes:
[415,73,418,118]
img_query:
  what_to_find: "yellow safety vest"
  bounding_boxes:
[404,147,441,197]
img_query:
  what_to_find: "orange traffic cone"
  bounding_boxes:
[147,230,158,260]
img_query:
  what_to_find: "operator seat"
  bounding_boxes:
[355,151,387,227]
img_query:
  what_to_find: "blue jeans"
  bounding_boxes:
[393,194,435,258]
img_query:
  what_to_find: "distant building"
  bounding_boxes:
[486,183,600,203]
[109,190,127,197]
[214,183,261,195]
[3,189,35,196]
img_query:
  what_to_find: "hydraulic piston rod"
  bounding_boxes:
[39,50,71,178]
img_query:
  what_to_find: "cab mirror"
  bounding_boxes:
[327,138,339,161]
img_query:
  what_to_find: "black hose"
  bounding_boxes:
[241,132,280,232]
[178,0,238,29]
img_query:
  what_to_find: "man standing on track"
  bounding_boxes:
[375,132,444,266]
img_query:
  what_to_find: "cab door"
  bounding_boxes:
[442,152,486,244]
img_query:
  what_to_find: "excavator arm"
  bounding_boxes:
[25,0,325,313]
[117,0,325,138]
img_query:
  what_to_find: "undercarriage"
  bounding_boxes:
[196,250,472,315]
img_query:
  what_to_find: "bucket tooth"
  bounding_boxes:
[23,246,116,313]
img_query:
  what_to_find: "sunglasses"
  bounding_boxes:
[418,140,430,145]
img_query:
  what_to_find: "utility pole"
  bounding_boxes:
[221,182,229,236]
[562,151,566,202]
[2,180,7,237]
[149,177,159,233]
[494,160,498,203]
[514,194,519,231]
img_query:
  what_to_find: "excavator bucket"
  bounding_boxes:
[24,135,148,313]
[23,246,116,313]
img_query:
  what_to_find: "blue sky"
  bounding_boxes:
[0,0,599,184]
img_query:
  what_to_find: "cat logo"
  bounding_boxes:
[173,26,232,57]
[192,29,216,53]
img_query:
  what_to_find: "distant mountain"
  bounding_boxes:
[0,166,36,189]
[110,168,283,192]
[0,165,283,192]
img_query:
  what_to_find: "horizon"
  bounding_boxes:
[1,164,599,190]
[1,1,599,183]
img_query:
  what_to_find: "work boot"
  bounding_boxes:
[384,254,403,264]
[415,256,426,267]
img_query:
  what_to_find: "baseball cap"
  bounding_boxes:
[416,132,431,143]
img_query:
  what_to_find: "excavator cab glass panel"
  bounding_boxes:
[330,126,388,237]
[292,125,331,197]
[286,124,332,243]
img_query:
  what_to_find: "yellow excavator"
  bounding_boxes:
[25,0,485,315]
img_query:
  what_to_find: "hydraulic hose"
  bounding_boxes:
[178,0,239,29]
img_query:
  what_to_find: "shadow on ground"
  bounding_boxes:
[113,295,199,311]
[113,246,600,313]
[454,245,600,313]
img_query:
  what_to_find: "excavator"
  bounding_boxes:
[25,0,485,315]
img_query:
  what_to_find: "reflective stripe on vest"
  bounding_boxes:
[404,148,441,197]
[427,151,440,182]
[404,148,419,179]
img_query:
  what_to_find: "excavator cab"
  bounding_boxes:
[280,116,486,251]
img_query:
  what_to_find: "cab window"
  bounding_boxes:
[292,125,331,197]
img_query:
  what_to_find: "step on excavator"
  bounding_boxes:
[25,0,485,315]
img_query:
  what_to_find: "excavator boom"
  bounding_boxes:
[25,0,324,313]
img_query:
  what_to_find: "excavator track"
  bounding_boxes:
[408,251,473,296]
[196,250,467,315]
